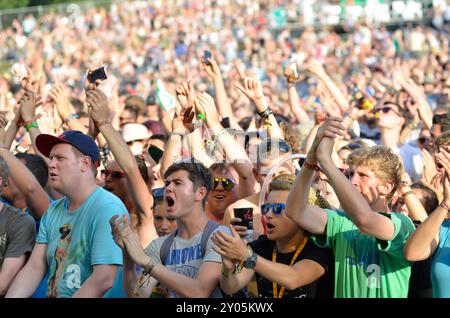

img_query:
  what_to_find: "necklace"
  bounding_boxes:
[272,237,308,298]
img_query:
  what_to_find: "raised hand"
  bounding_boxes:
[234,77,265,104]
[48,82,72,120]
[19,90,38,122]
[194,92,220,127]
[201,55,222,82]
[305,60,327,79]
[309,117,345,163]
[85,88,111,125]
[176,67,196,110]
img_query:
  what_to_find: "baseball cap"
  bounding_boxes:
[36,130,100,166]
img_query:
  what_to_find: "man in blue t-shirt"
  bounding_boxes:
[6,130,127,298]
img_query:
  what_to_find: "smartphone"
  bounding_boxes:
[148,145,164,163]
[233,207,253,229]
[87,66,107,83]
[203,50,212,64]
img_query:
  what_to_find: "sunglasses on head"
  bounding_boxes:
[261,203,286,215]
[152,187,165,199]
[213,177,235,191]
[101,169,126,179]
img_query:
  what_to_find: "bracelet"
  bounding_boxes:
[258,107,273,119]
[304,161,320,172]
[221,264,233,278]
[403,190,414,197]
[25,121,38,132]
[142,259,155,275]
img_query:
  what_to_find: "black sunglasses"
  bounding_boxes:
[259,139,292,154]
[152,187,165,199]
[375,106,400,116]
[101,169,126,179]
[213,178,235,191]
[261,203,286,216]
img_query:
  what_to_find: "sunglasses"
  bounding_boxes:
[101,169,126,179]
[213,177,235,191]
[375,106,400,116]
[261,203,286,216]
[152,187,165,199]
[259,139,292,155]
[418,136,431,144]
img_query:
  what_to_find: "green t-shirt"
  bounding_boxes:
[312,209,415,298]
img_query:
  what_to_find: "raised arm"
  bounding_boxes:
[201,57,242,131]
[283,63,310,124]
[315,121,396,241]
[49,82,88,133]
[0,101,50,220]
[195,92,256,198]
[285,120,342,234]
[87,88,157,241]
[234,71,284,140]
[306,60,349,113]
[404,148,450,261]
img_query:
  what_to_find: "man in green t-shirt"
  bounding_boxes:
[286,117,415,298]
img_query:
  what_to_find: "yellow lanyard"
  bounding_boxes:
[272,237,308,298]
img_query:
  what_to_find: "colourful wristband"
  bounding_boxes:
[25,121,38,132]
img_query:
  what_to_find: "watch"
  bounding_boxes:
[244,249,258,269]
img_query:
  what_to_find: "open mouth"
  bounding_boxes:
[103,185,114,192]
[49,172,58,178]
[166,195,175,207]
[214,194,225,200]
[266,223,275,230]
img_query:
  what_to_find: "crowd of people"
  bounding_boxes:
[0,0,449,298]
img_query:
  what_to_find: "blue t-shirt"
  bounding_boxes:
[431,220,450,298]
[36,187,127,298]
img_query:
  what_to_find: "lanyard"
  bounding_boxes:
[272,237,308,298]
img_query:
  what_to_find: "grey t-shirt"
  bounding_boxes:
[0,204,36,268]
[144,225,230,298]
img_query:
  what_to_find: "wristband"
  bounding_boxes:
[258,107,273,119]
[403,190,414,197]
[25,121,38,132]
[198,113,206,120]
[304,161,320,172]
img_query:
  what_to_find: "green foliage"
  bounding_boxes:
[0,0,87,10]
[0,0,28,10]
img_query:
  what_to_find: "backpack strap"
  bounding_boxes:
[200,220,220,258]
[160,229,178,266]
[160,221,220,265]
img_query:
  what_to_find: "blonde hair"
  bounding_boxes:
[346,146,403,201]
[268,174,331,208]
